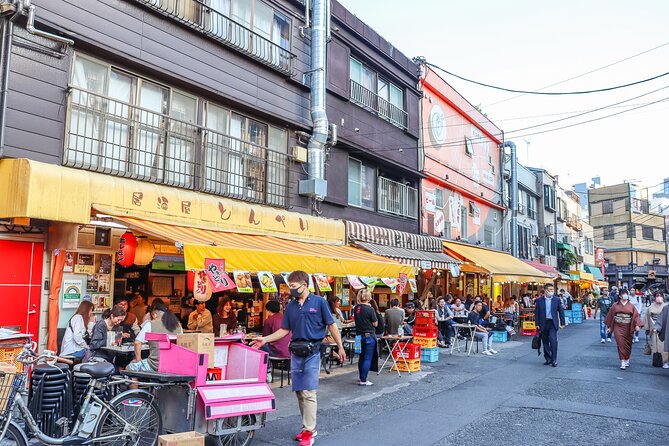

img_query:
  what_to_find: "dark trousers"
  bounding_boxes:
[437,320,455,343]
[358,335,376,382]
[541,322,558,363]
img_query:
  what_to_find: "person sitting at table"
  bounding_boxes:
[370,299,385,336]
[262,300,291,358]
[468,301,497,356]
[328,296,345,332]
[436,297,454,348]
[403,302,416,335]
[127,302,183,372]
[212,296,236,336]
[464,295,474,312]
[61,300,96,359]
[384,299,405,336]
[89,305,126,363]
[189,300,214,333]
[132,293,148,323]
[115,297,140,342]
[452,298,467,317]
[492,295,504,312]
[354,289,378,386]
[141,298,165,325]
[475,296,491,326]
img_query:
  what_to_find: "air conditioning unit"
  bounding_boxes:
[545,225,554,236]
[291,146,308,163]
[537,245,545,256]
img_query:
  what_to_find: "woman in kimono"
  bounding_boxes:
[605,290,643,370]
[645,292,668,368]
[653,296,669,369]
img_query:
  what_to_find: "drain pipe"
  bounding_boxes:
[298,0,329,202]
[24,1,73,47]
[0,0,22,159]
[503,141,519,257]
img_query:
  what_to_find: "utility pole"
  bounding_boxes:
[503,141,518,257]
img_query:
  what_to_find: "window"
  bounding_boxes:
[642,226,655,240]
[378,176,417,218]
[465,137,474,156]
[484,225,495,247]
[518,226,531,259]
[461,206,468,239]
[518,190,526,214]
[435,188,444,209]
[546,237,557,256]
[349,57,407,128]
[349,57,376,92]
[627,223,635,239]
[527,194,537,219]
[543,185,556,210]
[348,158,376,210]
[602,199,613,214]
[603,226,615,240]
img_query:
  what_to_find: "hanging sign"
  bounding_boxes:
[398,273,408,296]
[359,276,378,292]
[117,232,137,267]
[280,272,290,285]
[347,275,366,290]
[193,270,212,302]
[314,274,332,292]
[408,278,418,293]
[257,271,278,293]
[233,271,253,293]
[381,278,399,292]
[63,279,83,309]
[307,274,316,293]
[205,258,236,292]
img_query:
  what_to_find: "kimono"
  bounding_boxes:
[605,301,643,360]
[655,304,669,354]
[645,302,668,363]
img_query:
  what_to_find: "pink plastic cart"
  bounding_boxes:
[125,333,275,446]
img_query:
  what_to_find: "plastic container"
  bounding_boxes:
[391,358,421,372]
[412,337,437,348]
[420,347,439,363]
[412,326,439,338]
[392,342,421,360]
[491,330,509,343]
[521,328,537,337]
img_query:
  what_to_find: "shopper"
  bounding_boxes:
[89,305,126,363]
[653,301,669,369]
[212,296,237,335]
[189,300,214,334]
[127,302,183,371]
[384,299,405,335]
[435,296,454,348]
[468,301,497,356]
[252,270,345,446]
[534,283,565,367]
[353,289,378,386]
[132,293,148,322]
[646,292,668,368]
[605,290,643,370]
[60,300,96,358]
[594,287,613,343]
[262,300,291,358]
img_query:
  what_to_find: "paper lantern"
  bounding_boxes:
[193,270,212,302]
[134,237,155,266]
[117,231,137,267]
[187,270,195,291]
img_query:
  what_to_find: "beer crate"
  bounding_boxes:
[412,325,439,339]
[412,336,437,349]
[420,347,439,363]
[392,342,421,360]
[391,358,421,372]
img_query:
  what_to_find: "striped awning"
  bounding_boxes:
[346,221,444,252]
[355,241,459,270]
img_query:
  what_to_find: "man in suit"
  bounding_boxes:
[534,283,565,367]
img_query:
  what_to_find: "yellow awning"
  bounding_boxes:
[443,241,550,283]
[0,158,344,244]
[580,272,595,282]
[115,216,414,278]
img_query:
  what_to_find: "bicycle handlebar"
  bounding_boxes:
[16,344,73,367]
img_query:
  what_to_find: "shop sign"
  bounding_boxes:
[257,271,278,293]
[595,247,605,267]
[433,210,445,234]
[420,260,432,269]
[398,273,408,296]
[450,264,461,277]
[408,278,418,293]
[347,275,366,290]
[75,253,95,274]
[63,279,83,309]
[381,278,398,292]
[193,270,212,302]
[313,274,331,292]
[205,259,236,292]
[233,271,253,294]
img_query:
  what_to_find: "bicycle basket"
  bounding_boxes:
[0,369,20,418]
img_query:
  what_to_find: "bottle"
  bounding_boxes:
[398,325,404,337]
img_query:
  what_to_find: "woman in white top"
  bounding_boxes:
[60,300,96,358]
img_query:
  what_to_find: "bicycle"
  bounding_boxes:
[0,343,162,446]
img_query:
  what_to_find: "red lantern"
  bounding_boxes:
[187,270,195,291]
[117,231,136,267]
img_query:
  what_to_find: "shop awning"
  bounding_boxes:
[443,241,550,283]
[583,264,605,281]
[567,270,594,282]
[113,216,414,278]
[558,272,579,281]
[523,260,559,279]
[354,241,459,269]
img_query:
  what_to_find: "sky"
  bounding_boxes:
[337,0,669,195]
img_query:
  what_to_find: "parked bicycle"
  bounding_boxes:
[0,343,161,446]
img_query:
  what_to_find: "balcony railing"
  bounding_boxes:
[64,86,290,208]
[350,80,408,129]
[605,264,669,275]
[378,177,417,219]
[136,0,295,75]
[631,197,650,214]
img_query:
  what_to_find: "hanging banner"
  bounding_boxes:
[280,272,290,285]
[307,274,316,293]
[193,270,212,302]
[257,271,278,293]
[359,276,378,292]
[347,275,366,290]
[314,274,332,292]
[233,271,253,293]
[408,278,418,293]
[381,277,398,293]
[63,279,83,309]
[398,273,408,296]
[205,258,236,292]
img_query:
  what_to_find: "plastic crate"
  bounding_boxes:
[412,326,439,339]
[571,303,583,313]
[563,310,573,324]
[521,321,536,330]
[412,337,437,349]
[420,347,439,363]
[571,314,583,324]
[391,358,421,372]
[521,328,537,337]
[491,330,509,343]
[415,317,436,327]
[392,342,421,360]
[415,310,436,319]
[0,341,28,373]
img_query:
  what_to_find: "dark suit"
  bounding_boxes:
[534,295,565,363]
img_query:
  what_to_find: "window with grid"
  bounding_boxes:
[603,226,615,240]
[348,158,376,210]
[642,226,655,240]
[602,199,613,214]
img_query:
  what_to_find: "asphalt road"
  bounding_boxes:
[255,316,669,446]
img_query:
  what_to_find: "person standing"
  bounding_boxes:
[605,290,643,370]
[645,291,668,368]
[594,287,613,343]
[653,300,669,369]
[252,271,345,446]
[534,283,565,367]
[353,289,378,386]
[435,296,454,348]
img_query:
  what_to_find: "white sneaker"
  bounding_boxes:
[482,350,493,356]
[625,360,630,367]
[662,363,669,369]
[607,338,612,343]
[489,349,498,354]
[600,339,606,343]
[620,361,626,370]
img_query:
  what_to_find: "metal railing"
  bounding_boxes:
[377,176,417,219]
[631,198,650,214]
[137,0,295,75]
[64,86,290,208]
[349,80,408,129]
[605,264,669,275]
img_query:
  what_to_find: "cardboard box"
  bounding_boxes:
[177,333,215,367]
[158,432,205,446]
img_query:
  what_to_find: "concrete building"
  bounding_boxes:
[504,160,540,260]
[529,168,559,269]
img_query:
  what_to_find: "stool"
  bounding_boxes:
[268,357,291,388]
[342,339,356,365]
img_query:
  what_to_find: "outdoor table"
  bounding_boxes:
[100,344,149,355]
[450,323,477,356]
[378,335,413,377]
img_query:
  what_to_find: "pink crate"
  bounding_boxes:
[197,383,275,419]
[147,332,208,387]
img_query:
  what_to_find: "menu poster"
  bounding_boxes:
[398,273,408,296]
[99,254,112,274]
[378,293,389,308]
[314,274,331,292]
[347,275,366,290]
[341,286,350,307]
[257,271,278,293]
[64,251,75,273]
[381,278,398,293]
[233,271,253,293]
[63,279,83,308]
[87,274,99,292]
[408,278,418,293]
[75,253,95,274]
[97,274,110,293]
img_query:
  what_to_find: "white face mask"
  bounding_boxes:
[546,291,554,297]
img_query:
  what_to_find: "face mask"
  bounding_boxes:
[547,291,554,297]
[290,286,303,299]
[620,295,629,301]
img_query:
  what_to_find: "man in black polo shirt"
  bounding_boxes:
[253,270,345,446]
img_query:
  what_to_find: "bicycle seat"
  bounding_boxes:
[79,361,115,379]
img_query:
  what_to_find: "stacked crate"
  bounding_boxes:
[413,310,439,363]
[570,304,583,324]
[491,330,509,343]
[521,321,537,336]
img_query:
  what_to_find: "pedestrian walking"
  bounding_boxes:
[353,289,378,386]
[594,287,613,343]
[645,291,668,368]
[252,270,345,446]
[605,290,643,370]
[534,283,565,367]
[653,301,669,369]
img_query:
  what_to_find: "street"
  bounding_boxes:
[257,318,669,446]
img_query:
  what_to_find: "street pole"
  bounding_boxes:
[503,141,519,257]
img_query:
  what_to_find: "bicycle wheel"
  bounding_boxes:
[0,423,28,446]
[93,392,162,446]
[213,415,255,446]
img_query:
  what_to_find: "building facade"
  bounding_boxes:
[530,168,559,269]
[504,160,540,260]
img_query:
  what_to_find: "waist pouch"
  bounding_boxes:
[289,340,321,357]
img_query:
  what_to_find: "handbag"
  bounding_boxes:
[531,333,541,356]
[652,333,663,367]
[288,340,320,357]
[354,335,362,354]
[643,342,652,356]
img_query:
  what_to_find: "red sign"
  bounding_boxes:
[595,247,605,267]
[117,232,136,267]
[398,273,408,296]
[205,258,236,292]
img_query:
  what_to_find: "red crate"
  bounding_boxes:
[416,310,436,319]
[412,325,439,339]
[521,328,537,337]
[415,316,436,327]
[392,342,421,360]
[207,367,223,381]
